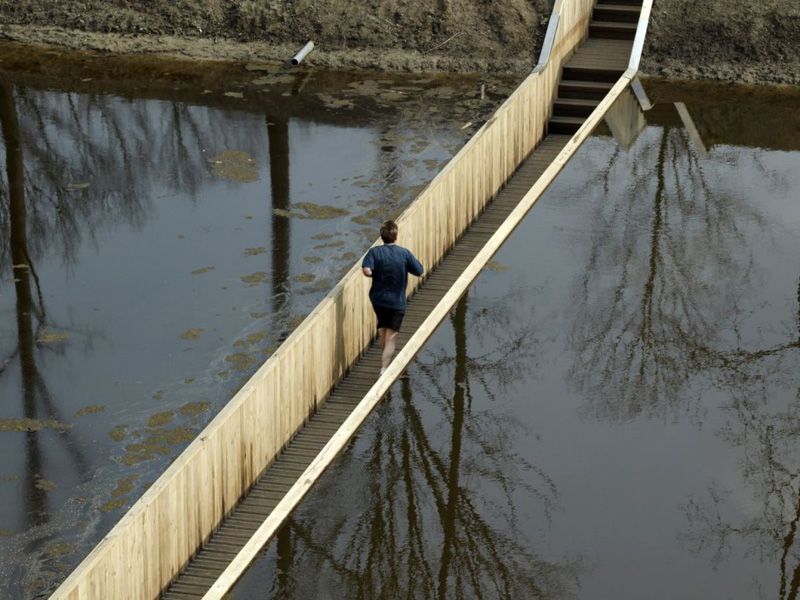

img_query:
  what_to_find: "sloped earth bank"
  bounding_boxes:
[0,0,798,85]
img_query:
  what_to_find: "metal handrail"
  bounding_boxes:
[532,14,561,73]
[625,0,654,77]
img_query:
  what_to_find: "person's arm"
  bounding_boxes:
[407,251,424,277]
[362,249,374,278]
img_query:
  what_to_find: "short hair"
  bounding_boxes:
[380,220,398,243]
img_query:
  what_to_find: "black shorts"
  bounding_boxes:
[373,304,405,331]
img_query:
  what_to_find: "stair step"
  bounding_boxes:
[596,0,643,6]
[553,98,600,118]
[562,65,625,83]
[593,4,641,23]
[589,21,637,40]
[557,79,614,100]
[548,116,585,135]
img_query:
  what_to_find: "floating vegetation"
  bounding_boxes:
[118,427,196,466]
[314,240,345,250]
[147,411,174,428]
[233,331,270,349]
[0,418,71,432]
[293,273,315,283]
[109,425,127,442]
[241,272,270,285]
[0,529,12,536]
[191,267,215,275]
[180,328,204,340]
[350,215,371,226]
[223,91,244,99]
[337,252,357,262]
[209,149,259,183]
[66,182,90,190]
[179,402,212,417]
[100,475,139,513]
[304,256,323,263]
[152,392,163,400]
[76,405,108,417]
[36,330,69,344]
[311,233,335,240]
[43,542,76,558]
[244,247,266,257]
[484,260,511,273]
[298,278,333,295]
[274,202,350,220]
[250,312,269,319]
[183,378,195,384]
[290,314,307,329]
[3,476,19,482]
[35,479,57,491]
[225,352,257,372]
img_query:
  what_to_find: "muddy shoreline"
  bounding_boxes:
[1,0,798,86]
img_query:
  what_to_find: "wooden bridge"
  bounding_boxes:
[52,0,652,598]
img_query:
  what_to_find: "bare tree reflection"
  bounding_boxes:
[568,120,768,423]
[250,291,585,599]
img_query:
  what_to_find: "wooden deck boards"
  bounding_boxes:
[161,134,569,599]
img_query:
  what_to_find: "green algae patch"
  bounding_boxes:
[244,247,266,257]
[76,405,108,417]
[109,425,127,442]
[350,215,371,226]
[298,278,333,295]
[209,149,259,183]
[36,330,69,344]
[35,479,57,491]
[304,256,323,263]
[314,240,345,250]
[485,260,511,273]
[225,352,258,372]
[337,252,357,262]
[183,378,196,384]
[241,271,270,285]
[152,392,163,400]
[250,312,269,319]
[179,402,212,417]
[191,266,215,275]
[274,202,349,220]
[311,233,335,240]
[0,418,71,432]
[233,331,270,349]
[180,328,204,340]
[147,411,174,428]
[100,475,140,513]
[43,542,75,558]
[0,529,12,536]
[3,476,19,482]
[293,273,315,283]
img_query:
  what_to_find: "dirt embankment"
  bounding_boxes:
[0,0,798,85]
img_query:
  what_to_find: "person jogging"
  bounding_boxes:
[361,220,424,374]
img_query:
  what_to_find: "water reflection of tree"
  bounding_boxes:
[250,291,585,599]
[568,123,767,422]
[0,81,270,596]
[679,295,800,597]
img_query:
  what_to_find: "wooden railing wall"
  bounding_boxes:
[51,1,596,598]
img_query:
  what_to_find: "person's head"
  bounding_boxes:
[380,220,398,244]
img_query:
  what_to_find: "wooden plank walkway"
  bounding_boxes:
[162,4,641,596]
[162,134,569,599]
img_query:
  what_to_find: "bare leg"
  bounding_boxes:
[380,328,399,369]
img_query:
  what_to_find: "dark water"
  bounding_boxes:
[0,44,517,597]
[229,83,800,599]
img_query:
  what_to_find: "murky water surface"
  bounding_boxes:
[230,82,800,599]
[1,43,800,599]
[0,44,516,597]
